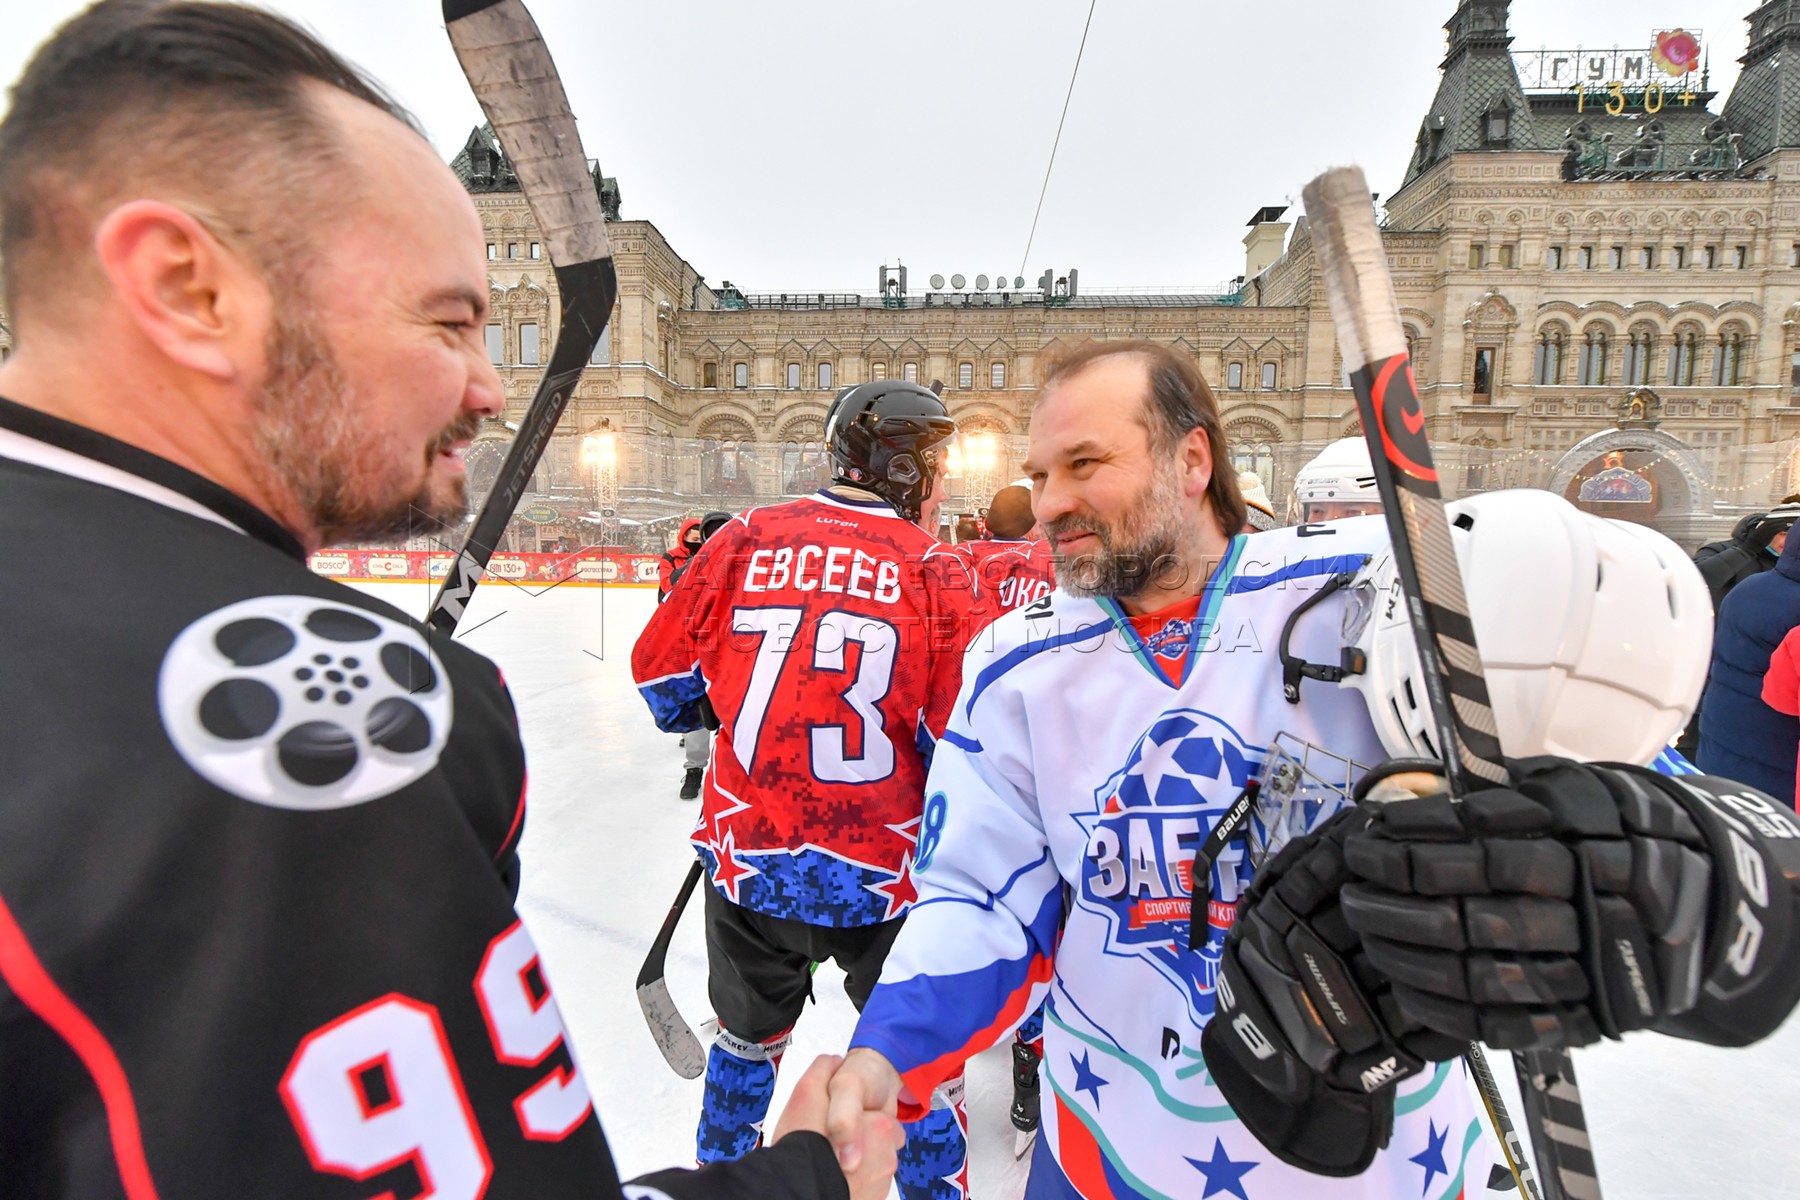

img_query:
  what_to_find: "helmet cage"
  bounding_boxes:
[1250,733,1368,872]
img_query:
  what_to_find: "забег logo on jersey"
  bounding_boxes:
[1073,708,1263,1023]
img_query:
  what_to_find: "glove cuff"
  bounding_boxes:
[1200,1017,1390,1177]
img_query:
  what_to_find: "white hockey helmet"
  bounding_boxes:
[1291,437,1381,523]
[1341,489,1712,765]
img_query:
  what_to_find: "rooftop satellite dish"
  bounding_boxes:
[930,273,945,289]
[951,273,966,289]
[1014,276,1025,289]
[975,274,989,290]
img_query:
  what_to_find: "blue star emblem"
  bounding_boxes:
[1185,1137,1258,1199]
[1068,1049,1108,1109]
[1410,1118,1449,1196]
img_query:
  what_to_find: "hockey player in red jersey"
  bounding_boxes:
[958,483,1056,618]
[633,380,984,1199]
[0,5,899,1198]
[952,481,1058,1148]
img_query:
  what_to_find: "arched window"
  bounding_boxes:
[1403,326,1428,381]
[1670,326,1700,386]
[1714,329,1746,385]
[1577,327,1609,386]
[1624,326,1655,386]
[781,438,827,494]
[1533,328,1565,384]
[702,427,755,496]
[1227,421,1281,496]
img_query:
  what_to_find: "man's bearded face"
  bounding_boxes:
[1043,457,1187,599]
[252,305,478,548]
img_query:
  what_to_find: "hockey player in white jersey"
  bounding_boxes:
[824,340,1507,1198]
[819,338,1800,1198]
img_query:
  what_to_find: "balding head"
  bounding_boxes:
[986,484,1035,539]
[0,0,419,333]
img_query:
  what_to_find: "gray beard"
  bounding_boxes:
[1047,467,1188,599]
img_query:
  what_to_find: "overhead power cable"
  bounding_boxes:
[1019,0,1098,278]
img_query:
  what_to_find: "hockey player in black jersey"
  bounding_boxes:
[0,4,898,1198]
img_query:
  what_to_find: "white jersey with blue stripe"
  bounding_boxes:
[852,518,1500,1200]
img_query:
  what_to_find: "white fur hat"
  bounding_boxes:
[1239,470,1280,532]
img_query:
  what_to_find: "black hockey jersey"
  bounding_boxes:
[0,397,843,1200]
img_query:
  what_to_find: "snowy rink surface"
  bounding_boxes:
[356,580,1800,1199]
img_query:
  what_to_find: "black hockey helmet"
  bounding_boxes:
[824,381,957,522]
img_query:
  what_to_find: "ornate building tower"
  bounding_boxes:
[1723,0,1800,162]
[1404,0,1534,187]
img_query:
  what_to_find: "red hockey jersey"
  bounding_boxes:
[633,490,984,926]
[956,537,1056,620]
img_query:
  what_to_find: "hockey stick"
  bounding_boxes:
[637,859,708,1078]
[1303,166,1584,1200]
[428,0,617,636]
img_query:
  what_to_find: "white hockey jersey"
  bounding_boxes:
[851,519,1501,1200]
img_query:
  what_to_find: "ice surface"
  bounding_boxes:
[358,580,1800,1199]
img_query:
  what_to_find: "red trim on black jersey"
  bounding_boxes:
[279,993,494,1197]
[0,887,161,1199]
[499,767,529,861]
[494,670,528,861]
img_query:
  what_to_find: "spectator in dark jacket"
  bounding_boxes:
[1697,525,1800,807]
[1679,499,1800,756]
[1694,499,1799,612]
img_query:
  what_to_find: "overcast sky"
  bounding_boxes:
[0,1,1758,292]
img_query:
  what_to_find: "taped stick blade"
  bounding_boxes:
[443,0,611,269]
[1301,166,1405,373]
[637,979,706,1079]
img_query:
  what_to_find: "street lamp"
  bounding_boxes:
[942,438,966,513]
[963,431,1000,515]
[581,418,619,547]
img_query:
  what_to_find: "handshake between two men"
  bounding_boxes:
[770,757,1800,1197]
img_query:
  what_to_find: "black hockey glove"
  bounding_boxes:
[1200,807,1465,1177]
[1340,758,1800,1051]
